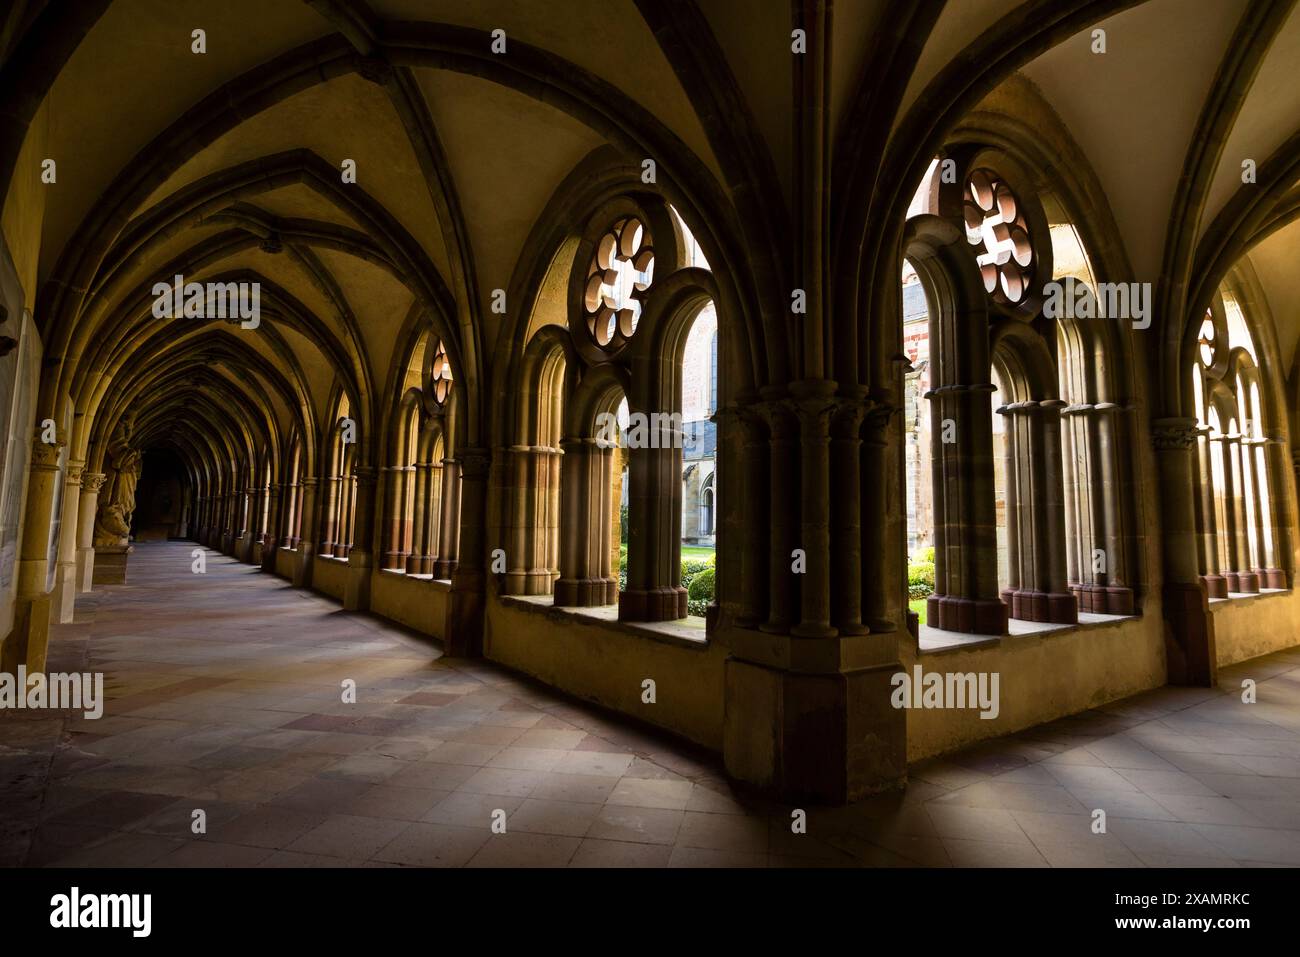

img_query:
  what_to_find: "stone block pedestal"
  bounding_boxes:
[92,545,133,585]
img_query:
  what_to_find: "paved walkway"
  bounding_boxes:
[2,541,1299,867]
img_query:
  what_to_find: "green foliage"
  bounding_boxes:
[907,559,935,599]
[687,566,715,602]
[680,556,715,590]
[686,598,710,618]
[620,505,629,544]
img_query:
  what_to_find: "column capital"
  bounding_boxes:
[1152,417,1198,451]
[82,472,106,493]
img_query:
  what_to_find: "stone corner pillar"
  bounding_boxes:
[1154,416,1216,686]
[723,632,907,804]
[446,448,490,657]
[343,467,377,611]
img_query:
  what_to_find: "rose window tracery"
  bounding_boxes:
[583,216,654,351]
[963,168,1034,305]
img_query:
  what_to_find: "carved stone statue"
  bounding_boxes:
[94,418,142,546]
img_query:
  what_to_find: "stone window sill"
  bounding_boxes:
[1209,587,1290,605]
[917,610,1137,656]
[500,594,709,649]
[379,568,452,586]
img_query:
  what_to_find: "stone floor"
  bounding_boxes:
[3,541,1300,867]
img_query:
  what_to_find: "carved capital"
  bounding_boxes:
[1152,417,1198,452]
[82,472,106,494]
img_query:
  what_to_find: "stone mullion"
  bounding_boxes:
[1226,433,1256,592]
[998,404,1024,607]
[598,445,616,604]
[1261,437,1289,587]
[546,447,562,591]
[927,381,1006,635]
[1244,437,1272,582]
[555,437,587,605]
[319,474,339,557]
[51,463,84,623]
[381,466,406,570]
[1060,406,1083,591]
[428,462,449,574]
[406,462,430,574]
[505,447,531,595]
[261,484,281,571]
[432,460,461,578]
[1197,426,1226,596]
[1096,404,1134,613]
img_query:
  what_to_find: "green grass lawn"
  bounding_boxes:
[618,543,715,563]
[909,598,927,625]
[680,545,716,560]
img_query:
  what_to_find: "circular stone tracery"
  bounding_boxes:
[1198,311,1216,367]
[431,339,453,404]
[963,168,1034,305]
[583,216,654,351]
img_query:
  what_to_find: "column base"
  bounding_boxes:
[1071,583,1135,615]
[1001,588,1077,624]
[1225,570,1259,594]
[92,545,133,585]
[619,586,687,622]
[554,577,617,607]
[926,594,1007,634]
[1256,567,1287,589]
[723,656,907,804]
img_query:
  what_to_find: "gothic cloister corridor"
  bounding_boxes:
[1,540,1298,869]
[6,0,1300,924]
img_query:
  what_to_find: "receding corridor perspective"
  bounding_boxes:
[1,540,1298,868]
[6,0,1300,883]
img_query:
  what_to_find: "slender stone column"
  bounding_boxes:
[294,477,318,588]
[926,379,1007,634]
[555,438,603,605]
[422,461,443,575]
[261,483,281,572]
[76,472,105,592]
[1259,436,1289,588]
[406,461,431,573]
[381,466,408,570]
[433,459,461,578]
[619,421,685,622]
[51,462,83,623]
